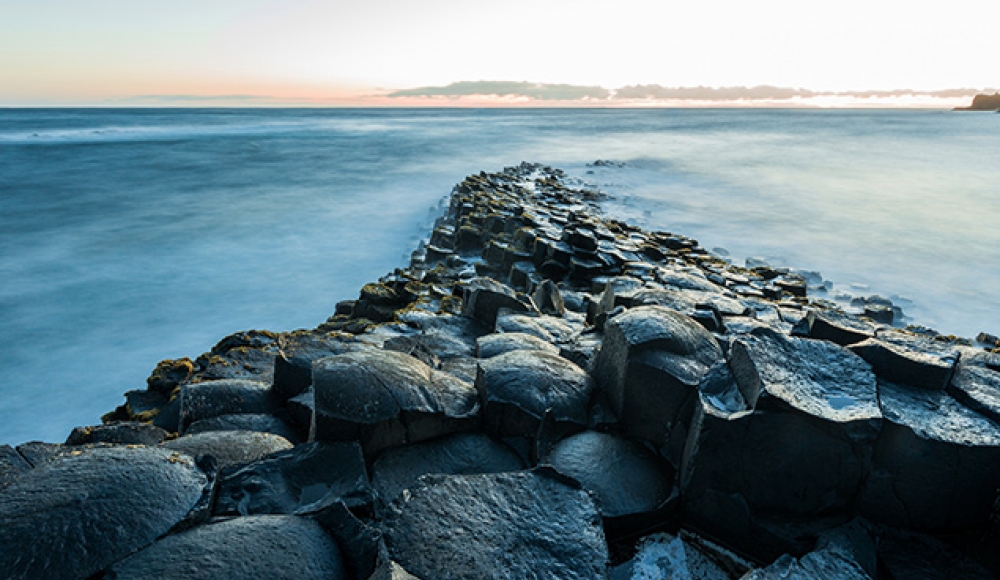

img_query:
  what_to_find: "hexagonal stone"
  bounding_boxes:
[185,413,301,443]
[179,379,276,431]
[380,470,607,580]
[792,309,875,346]
[461,277,530,328]
[476,332,559,359]
[162,431,293,468]
[311,350,479,458]
[849,337,957,391]
[0,445,30,489]
[372,433,524,503]
[216,441,371,516]
[0,446,209,580]
[476,349,595,438]
[65,422,168,446]
[947,364,1000,424]
[860,380,1000,529]
[106,515,347,580]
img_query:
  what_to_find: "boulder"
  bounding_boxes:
[372,433,524,503]
[105,515,348,580]
[531,279,566,316]
[65,422,168,446]
[461,277,530,328]
[273,332,369,400]
[380,470,608,580]
[546,431,676,535]
[592,305,723,456]
[476,349,595,438]
[311,350,479,458]
[162,431,293,468]
[0,446,210,580]
[476,332,559,359]
[859,380,1000,529]
[179,379,276,431]
[848,337,957,391]
[216,441,372,516]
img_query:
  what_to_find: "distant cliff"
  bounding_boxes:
[955,93,1000,111]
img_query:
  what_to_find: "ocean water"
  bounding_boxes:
[1,108,997,444]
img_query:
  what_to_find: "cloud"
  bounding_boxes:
[107,94,302,105]
[386,81,611,100]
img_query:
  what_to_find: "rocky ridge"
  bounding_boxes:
[2,163,999,579]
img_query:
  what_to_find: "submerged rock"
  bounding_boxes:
[106,515,348,580]
[0,446,209,580]
[380,470,608,580]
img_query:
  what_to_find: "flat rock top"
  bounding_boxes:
[879,380,1000,447]
[381,470,608,580]
[162,430,293,468]
[733,328,881,424]
[0,446,208,580]
[106,515,347,580]
[609,305,722,364]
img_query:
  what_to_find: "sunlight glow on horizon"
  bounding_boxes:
[2,0,997,106]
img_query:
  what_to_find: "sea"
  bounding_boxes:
[1,108,998,445]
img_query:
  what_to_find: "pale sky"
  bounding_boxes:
[1,0,997,105]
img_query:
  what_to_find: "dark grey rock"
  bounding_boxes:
[495,312,578,342]
[311,350,479,458]
[592,305,723,455]
[849,337,957,391]
[531,279,566,316]
[186,412,302,442]
[179,379,276,431]
[372,433,525,503]
[14,441,63,467]
[216,441,372,516]
[877,528,995,580]
[947,363,1000,423]
[368,560,424,580]
[791,310,875,346]
[0,446,209,580]
[461,277,531,328]
[476,349,595,437]
[381,470,608,580]
[65,422,168,446]
[476,332,559,359]
[546,431,675,522]
[608,533,735,580]
[162,431,293,468]
[656,266,720,293]
[384,330,477,364]
[106,515,348,580]
[0,444,31,488]
[273,332,369,400]
[859,380,1000,529]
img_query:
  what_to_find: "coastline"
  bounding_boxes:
[2,164,1000,578]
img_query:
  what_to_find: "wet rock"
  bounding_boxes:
[495,312,578,342]
[461,277,531,328]
[791,309,875,346]
[179,379,276,431]
[546,431,676,534]
[368,560,424,580]
[877,528,995,580]
[65,421,168,446]
[848,337,957,391]
[0,446,209,580]
[216,441,372,516]
[106,515,348,580]
[859,380,1000,529]
[947,364,1000,423]
[476,331,559,359]
[384,331,477,363]
[609,533,735,580]
[146,357,195,395]
[311,350,479,457]
[380,470,608,580]
[186,412,302,442]
[273,332,369,400]
[162,431,293,468]
[592,305,723,455]
[531,279,566,316]
[0,444,31,488]
[372,433,525,503]
[656,266,721,293]
[476,349,595,438]
[14,441,63,467]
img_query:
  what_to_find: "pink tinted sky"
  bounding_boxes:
[1,0,997,107]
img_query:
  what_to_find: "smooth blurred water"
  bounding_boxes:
[1,108,997,444]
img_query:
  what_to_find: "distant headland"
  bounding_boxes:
[955,92,1000,111]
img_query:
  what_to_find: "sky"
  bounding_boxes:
[1,0,997,106]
